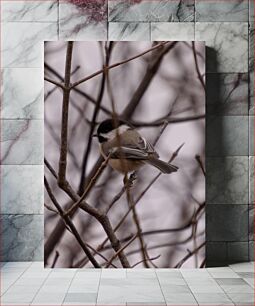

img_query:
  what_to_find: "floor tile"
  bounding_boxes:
[189,284,224,294]
[220,284,253,293]
[127,303,166,306]
[243,277,255,288]
[230,262,254,272]
[207,267,240,278]
[193,293,234,305]
[237,272,254,278]
[215,278,248,285]
[101,268,126,278]
[64,292,97,303]
[69,278,100,293]
[180,268,212,278]
[126,269,157,279]
[227,292,254,305]
[96,284,126,304]
[163,293,198,305]
[31,292,66,305]
[160,284,191,294]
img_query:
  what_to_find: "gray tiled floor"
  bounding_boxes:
[1,262,254,305]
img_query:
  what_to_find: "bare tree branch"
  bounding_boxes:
[58,42,74,185]
[44,175,100,268]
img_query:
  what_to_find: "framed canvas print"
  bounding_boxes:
[44,41,205,268]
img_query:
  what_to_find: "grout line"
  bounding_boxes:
[61,267,78,304]
[95,268,103,305]
[178,270,199,305]
[29,267,53,305]
[1,261,33,296]
[154,270,168,306]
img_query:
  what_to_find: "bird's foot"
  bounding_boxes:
[123,172,137,188]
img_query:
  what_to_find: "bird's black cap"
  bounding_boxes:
[95,119,127,143]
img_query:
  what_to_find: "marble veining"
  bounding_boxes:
[207,157,249,204]
[1,165,43,214]
[1,119,43,165]
[195,22,248,73]
[2,22,58,68]
[1,68,43,119]
[108,22,150,40]
[1,0,58,22]
[0,215,43,261]
[249,157,254,205]
[249,116,254,155]
[250,0,254,21]
[108,0,195,22]
[59,1,107,40]
[196,0,248,22]
[207,73,249,115]
[249,26,254,114]
[151,22,194,40]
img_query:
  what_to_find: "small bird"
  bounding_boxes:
[93,119,178,175]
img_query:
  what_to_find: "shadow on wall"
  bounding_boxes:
[206,46,250,267]
[205,47,225,267]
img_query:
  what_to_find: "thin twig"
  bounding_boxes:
[192,42,206,91]
[174,242,206,268]
[58,42,73,185]
[44,41,178,264]
[130,114,205,127]
[64,155,111,217]
[195,155,206,176]
[44,159,131,268]
[44,77,64,89]
[126,180,150,268]
[51,251,59,268]
[44,203,58,214]
[96,143,185,254]
[131,255,161,268]
[78,45,109,194]
[105,233,138,268]
[70,42,171,89]
[44,175,101,268]
[45,62,111,115]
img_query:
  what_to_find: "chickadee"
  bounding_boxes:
[93,119,178,174]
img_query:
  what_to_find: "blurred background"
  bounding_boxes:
[44,41,205,268]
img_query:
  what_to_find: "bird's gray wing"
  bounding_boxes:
[106,130,159,159]
[109,146,149,160]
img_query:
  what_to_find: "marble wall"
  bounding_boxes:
[0,0,254,265]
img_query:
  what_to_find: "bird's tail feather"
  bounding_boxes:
[147,158,178,174]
